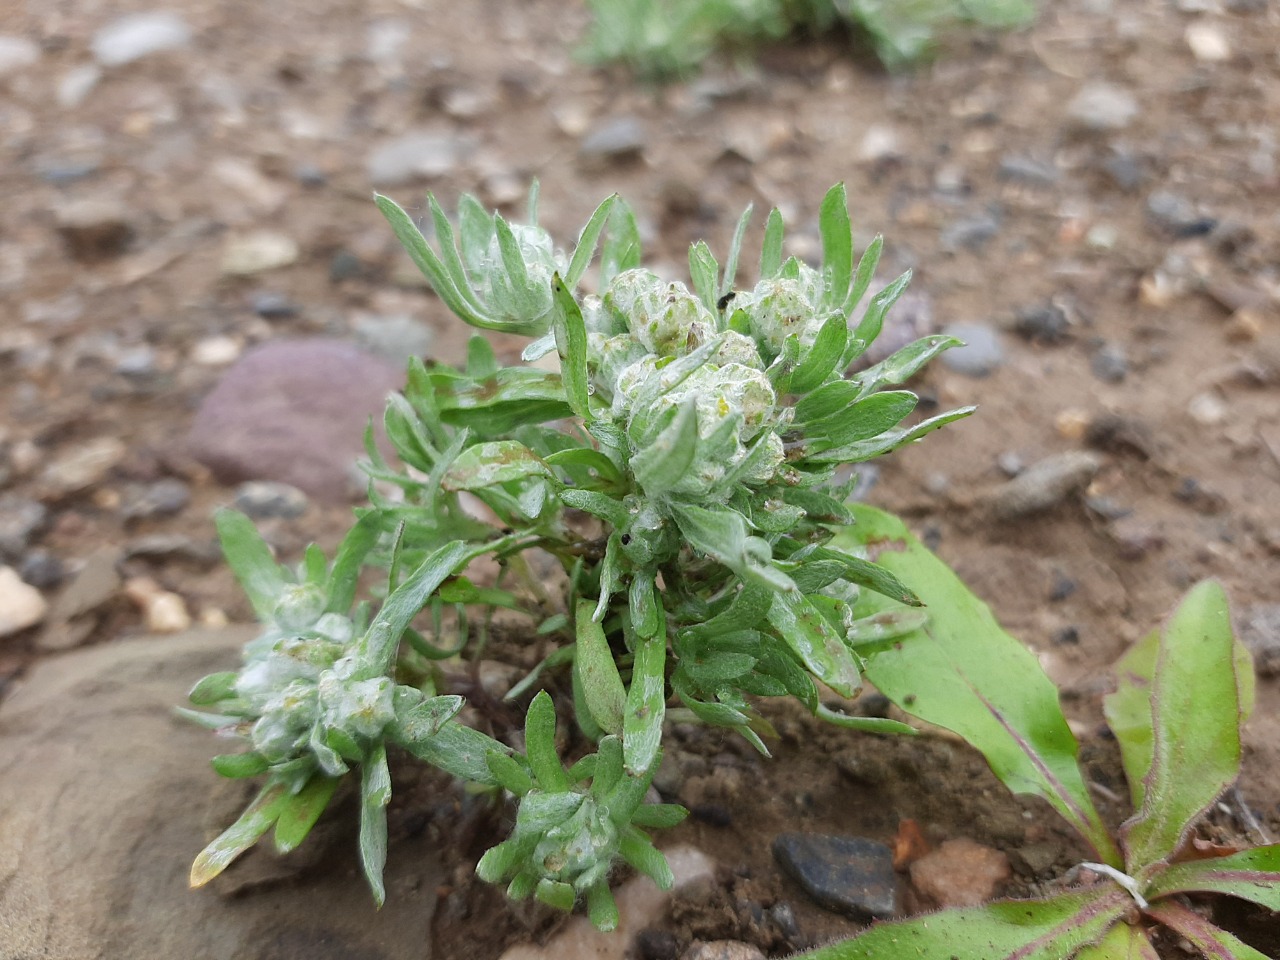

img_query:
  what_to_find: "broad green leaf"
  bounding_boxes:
[191,781,290,887]
[788,313,849,394]
[689,240,719,313]
[797,889,1129,960]
[400,719,506,785]
[544,447,624,487]
[766,591,862,698]
[327,512,383,613]
[434,368,573,432]
[565,194,617,288]
[1146,843,1280,910]
[835,505,1120,866]
[759,207,784,279]
[575,599,626,735]
[558,488,630,528]
[1147,901,1272,960]
[215,510,286,619]
[441,440,550,491]
[359,743,391,907]
[551,273,592,420]
[210,752,269,778]
[274,774,340,853]
[631,399,699,496]
[819,183,852,310]
[795,379,858,425]
[851,270,911,348]
[624,618,667,775]
[525,690,569,791]
[1122,580,1241,879]
[1103,627,1159,811]
[670,502,745,569]
[1073,920,1160,960]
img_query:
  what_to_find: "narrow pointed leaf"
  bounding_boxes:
[428,194,487,314]
[851,270,911,348]
[586,882,619,932]
[189,671,238,706]
[397,719,506,786]
[819,183,852,310]
[789,313,849,394]
[631,399,698,496]
[558,488,630,528]
[801,406,976,463]
[327,512,383,613]
[190,782,290,887]
[600,200,641,286]
[759,207,784,279]
[624,619,667,776]
[274,774,340,853]
[841,234,883,322]
[807,391,919,449]
[1122,580,1241,878]
[359,743,391,907]
[767,591,862,698]
[535,878,577,912]
[215,510,286,619]
[1146,843,1280,910]
[833,505,1120,866]
[525,690,569,791]
[689,241,719,313]
[816,704,917,736]
[441,440,550,491]
[551,273,591,420]
[210,752,270,778]
[486,751,535,796]
[575,599,626,735]
[809,546,921,606]
[853,334,963,399]
[797,889,1129,960]
[565,194,617,288]
[619,826,674,888]
[721,203,753,297]
[1146,901,1272,960]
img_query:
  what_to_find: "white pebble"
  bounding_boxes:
[0,566,48,637]
[1187,391,1227,425]
[1185,22,1231,62]
[191,335,243,366]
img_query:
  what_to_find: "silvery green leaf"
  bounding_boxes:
[586,882,619,933]
[624,625,666,776]
[845,608,930,647]
[189,671,239,706]
[488,750,535,796]
[777,488,854,524]
[396,694,465,742]
[853,334,964,400]
[670,502,748,568]
[467,335,499,380]
[191,781,290,887]
[593,531,624,622]
[525,691,569,791]
[441,440,550,491]
[682,652,757,685]
[359,743,391,907]
[816,704,916,736]
[689,241,719,313]
[216,510,286,620]
[599,199,641,287]
[801,406,977,464]
[326,513,382,614]
[210,751,270,778]
[619,826,673,888]
[458,192,494,275]
[851,270,911,348]
[536,878,577,912]
[631,398,698,496]
[680,583,774,641]
[794,379,858,425]
[398,720,506,785]
[576,599,626,735]
[559,488,630,529]
[551,273,592,420]
[806,391,918,449]
[493,215,541,320]
[759,207,785,279]
[383,393,436,473]
[274,774,340,853]
[565,194,617,288]
[819,183,853,311]
[630,804,688,829]
[789,312,849,394]
[841,234,884,325]
[629,570,662,640]
[809,545,922,607]
[428,194,488,315]
[767,591,862,698]
[720,203,753,300]
[516,791,584,831]
[521,331,558,362]
[545,448,624,488]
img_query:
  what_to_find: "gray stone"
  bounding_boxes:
[18,551,65,590]
[249,290,298,319]
[0,565,46,638]
[683,942,765,960]
[366,130,474,186]
[233,481,309,519]
[187,339,402,503]
[772,833,897,919]
[1236,604,1280,678]
[984,451,1102,521]
[940,212,1001,252]
[1090,343,1128,383]
[938,323,1005,378]
[37,548,123,651]
[856,288,935,368]
[1146,190,1216,238]
[0,495,48,561]
[55,198,135,261]
[997,154,1059,186]
[1103,152,1147,193]
[91,11,191,67]
[580,116,647,163]
[1067,83,1139,132]
[1013,303,1071,344]
[0,35,40,77]
[121,478,191,521]
[353,313,434,365]
[0,629,444,959]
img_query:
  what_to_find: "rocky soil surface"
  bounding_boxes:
[1,0,1278,958]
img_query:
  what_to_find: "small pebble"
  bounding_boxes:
[997,154,1058,186]
[1012,303,1071,344]
[1067,83,1138,132]
[1090,343,1128,383]
[249,291,299,319]
[366,129,472,186]
[221,232,300,275]
[984,451,1101,521]
[91,12,192,66]
[579,116,646,164]
[940,213,1000,252]
[0,565,48,637]
[858,125,903,164]
[1187,391,1227,425]
[772,833,897,919]
[1185,22,1231,62]
[0,495,49,560]
[55,199,134,261]
[233,481,309,519]
[1235,604,1280,678]
[0,35,41,77]
[191,336,243,366]
[1146,191,1215,238]
[682,942,765,960]
[123,577,192,634]
[121,479,191,521]
[40,438,126,497]
[909,838,1011,909]
[938,323,1004,378]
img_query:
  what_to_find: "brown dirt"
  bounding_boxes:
[1,0,1278,957]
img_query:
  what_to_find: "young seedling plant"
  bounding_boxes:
[183,183,975,926]
[799,509,1278,960]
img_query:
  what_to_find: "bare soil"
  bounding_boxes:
[1,0,1278,957]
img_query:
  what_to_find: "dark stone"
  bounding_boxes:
[186,339,402,503]
[1090,343,1128,383]
[1048,572,1077,602]
[766,901,800,941]
[940,211,1001,252]
[1051,626,1080,646]
[1146,191,1217,238]
[1236,604,1280,678]
[121,479,191,521]
[0,495,49,561]
[1084,414,1158,460]
[234,481,309,519]
[636,928,680,960]
[997,155,1059,186]
[691,804,733,828]
[1102,153,1146,193]
[250,291,299,319]
[772,833,897,919]
[55,199,134,261]
[579,116,646,164]
[329,251,364,283]
[18,550,65,590]
[1013,303,1071,344]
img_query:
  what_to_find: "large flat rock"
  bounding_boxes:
[0,629,443,960]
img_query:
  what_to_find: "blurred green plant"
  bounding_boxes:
[183,182,972,926]
[797,514,1276,960]
[579,0,1037,79]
